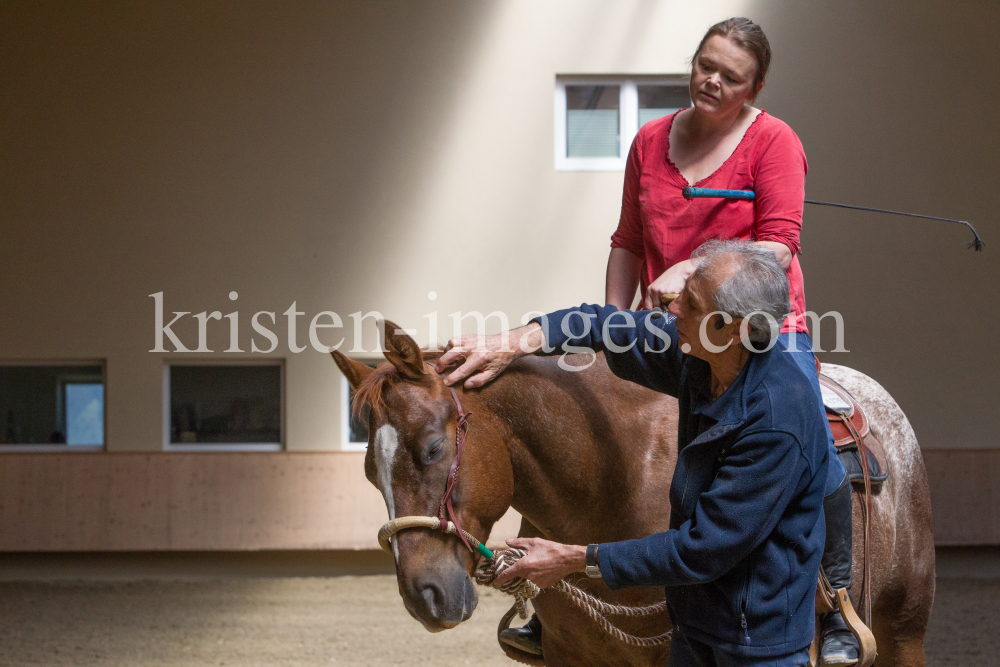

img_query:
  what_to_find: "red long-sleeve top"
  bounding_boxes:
[611,110,810,333]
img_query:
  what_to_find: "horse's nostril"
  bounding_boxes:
[420,583,445,618]
[408,574,476,629]
[462,576,478,620]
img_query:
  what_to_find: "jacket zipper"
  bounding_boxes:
[740,555,753,645]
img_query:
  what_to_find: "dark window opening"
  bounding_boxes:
[348,388,371,445]
[169,365,281,445]
[0,365,105,446]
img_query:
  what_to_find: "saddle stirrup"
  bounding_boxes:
[833,587,877,667]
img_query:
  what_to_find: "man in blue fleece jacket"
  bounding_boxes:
[434,241,830,667]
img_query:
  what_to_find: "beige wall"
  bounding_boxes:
[1,0,998,458]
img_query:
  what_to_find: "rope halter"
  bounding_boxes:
[376,386,492,557]
[377,515,494,561]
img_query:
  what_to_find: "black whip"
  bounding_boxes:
[681,186,984,252]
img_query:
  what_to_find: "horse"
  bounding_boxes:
[331,322,935,667]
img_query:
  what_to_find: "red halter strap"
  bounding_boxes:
[438,386,474,552]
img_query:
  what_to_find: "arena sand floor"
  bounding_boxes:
[0,575,995,666]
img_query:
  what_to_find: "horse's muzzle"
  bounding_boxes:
[403,571,478,631]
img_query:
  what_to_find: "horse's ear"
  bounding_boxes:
[331,350,375,389]
[380,319,425,380]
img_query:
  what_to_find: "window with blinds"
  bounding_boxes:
[638,85,691,128]
[555,77,689,171]
[566,85,621,158]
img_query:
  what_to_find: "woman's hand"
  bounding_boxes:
[434,323,544,389]
[642,260,698,310]
[494,537,587,590]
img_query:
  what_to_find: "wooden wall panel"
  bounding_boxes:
[108,455,171,549]
[0,453,402,551]
[922,449,1000,546]
[0,450,996,550]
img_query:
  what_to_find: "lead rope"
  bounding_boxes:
[474,548,671,647]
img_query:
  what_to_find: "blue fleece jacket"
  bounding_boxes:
[532,304,829,658]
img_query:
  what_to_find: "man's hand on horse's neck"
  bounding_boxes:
[435,322,545,389]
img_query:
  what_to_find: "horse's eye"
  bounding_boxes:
[426,438,445,463]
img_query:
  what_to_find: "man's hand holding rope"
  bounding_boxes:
[494,537,588,590]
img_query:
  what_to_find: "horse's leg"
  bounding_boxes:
[874,448,935,667]
[516,517,603,667]
[870,578,933,667]
[855,498,934,667]
[873,636,928,667]
[869,505,935,667]
[871,544,934,667]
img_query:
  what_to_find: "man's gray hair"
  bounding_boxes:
[690,240,790,344]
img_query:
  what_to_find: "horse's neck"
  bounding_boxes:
[470,358,664,544]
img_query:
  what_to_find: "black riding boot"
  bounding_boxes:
[820,474,860,667]
[499,612,543,656]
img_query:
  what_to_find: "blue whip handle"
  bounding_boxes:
[682,186,756,200]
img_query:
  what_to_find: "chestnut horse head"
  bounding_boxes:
[331,321,512,631]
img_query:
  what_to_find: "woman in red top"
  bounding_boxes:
[602,18,859,667]
[606,25,805,324]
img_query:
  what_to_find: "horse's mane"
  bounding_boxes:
[351,347,449,421]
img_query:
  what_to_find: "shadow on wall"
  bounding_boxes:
[744,0,1000,449]
[0,0,501,346]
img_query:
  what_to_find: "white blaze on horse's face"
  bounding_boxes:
[373,423,401,560]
